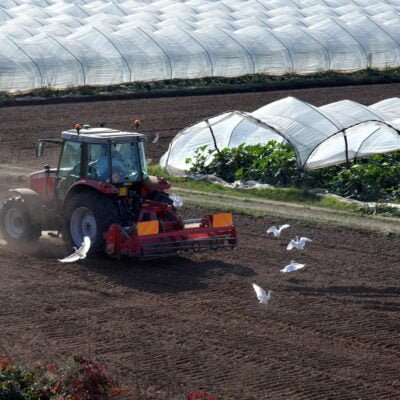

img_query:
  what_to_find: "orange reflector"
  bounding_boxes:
[119,187,127,196]
[137,220,159,236]
[212,213,233,228]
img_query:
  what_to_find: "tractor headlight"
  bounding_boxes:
[170,194,183,209]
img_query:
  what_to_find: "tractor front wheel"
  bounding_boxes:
[63,191,119,253]
[0,196,41,246]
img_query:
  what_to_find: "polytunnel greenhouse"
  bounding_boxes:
[2,0,400,92]
[159,96,400,174]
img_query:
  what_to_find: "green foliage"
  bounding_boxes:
[185,145,215,176]
[4,67,400,105]
[239,143,298,186]
[328,152,400,202]
[0,356,125,400]
[186,142,299,185]
[185,142,400,203]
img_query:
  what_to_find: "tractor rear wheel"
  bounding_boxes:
[0,196,41,245]
[63,191,119,253]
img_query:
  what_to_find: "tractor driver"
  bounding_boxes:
[96,144,126,182]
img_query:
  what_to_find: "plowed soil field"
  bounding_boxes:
[0,84,399,399]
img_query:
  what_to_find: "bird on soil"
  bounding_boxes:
[252,283,272,304]
[59,236,91,263]
[280,261,305,273]
[287,236,312,250]
[266,224,290,237]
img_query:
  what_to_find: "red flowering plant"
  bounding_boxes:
[59,355,124,400]
[187,388,220,400]
[0,355,126,399]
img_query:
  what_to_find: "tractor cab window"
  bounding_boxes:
[57,140,82,198]
[86,143,110,181]
[109,142,146,183]
[138,141,148,179]
[84,142,127,183]
[58,140,82,179]
[84,141,145,184]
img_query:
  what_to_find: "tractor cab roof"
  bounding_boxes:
[62,127,146,144]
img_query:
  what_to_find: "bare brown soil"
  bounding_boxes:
[0,84,399,399]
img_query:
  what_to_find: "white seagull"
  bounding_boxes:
[280,261,305,273]
[59,236,91,263]
[152,133,159,144]
[266,224,290,237]
[287,236,312,250]
[252,283,272,304]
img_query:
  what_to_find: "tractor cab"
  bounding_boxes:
[59,126,147,184]
[34,126,149,202]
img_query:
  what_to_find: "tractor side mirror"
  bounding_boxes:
[36,141,44,158]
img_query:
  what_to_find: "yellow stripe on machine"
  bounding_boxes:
[137,220,159,236]
[212,213,233,228]
[119,187,128,196]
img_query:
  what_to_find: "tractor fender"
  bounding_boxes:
[62,179,118,210]
[9,188,42,226]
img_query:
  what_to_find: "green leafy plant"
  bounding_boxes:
[328,152,400,202]
[186,141,299,185]
[185,142,400,203]
[185,145,215,176]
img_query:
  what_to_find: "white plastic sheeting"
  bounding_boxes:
[2,0,400,92]
[160,97,400,174]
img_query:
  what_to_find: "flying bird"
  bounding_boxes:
[280,261,305,273]
[59,236,91,263]
[252,283,272,304]
[152,133,159,144]
[266,224,290,237]
[287,236,312,250]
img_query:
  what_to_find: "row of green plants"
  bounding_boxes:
[186,142,400,203]
[2,67,400,104]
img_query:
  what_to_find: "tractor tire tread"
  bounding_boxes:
[63,191,119,253]
[0,196,41,245]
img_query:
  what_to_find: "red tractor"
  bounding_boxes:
[0,125,237,259]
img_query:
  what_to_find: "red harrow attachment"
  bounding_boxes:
[104,201,237,259]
